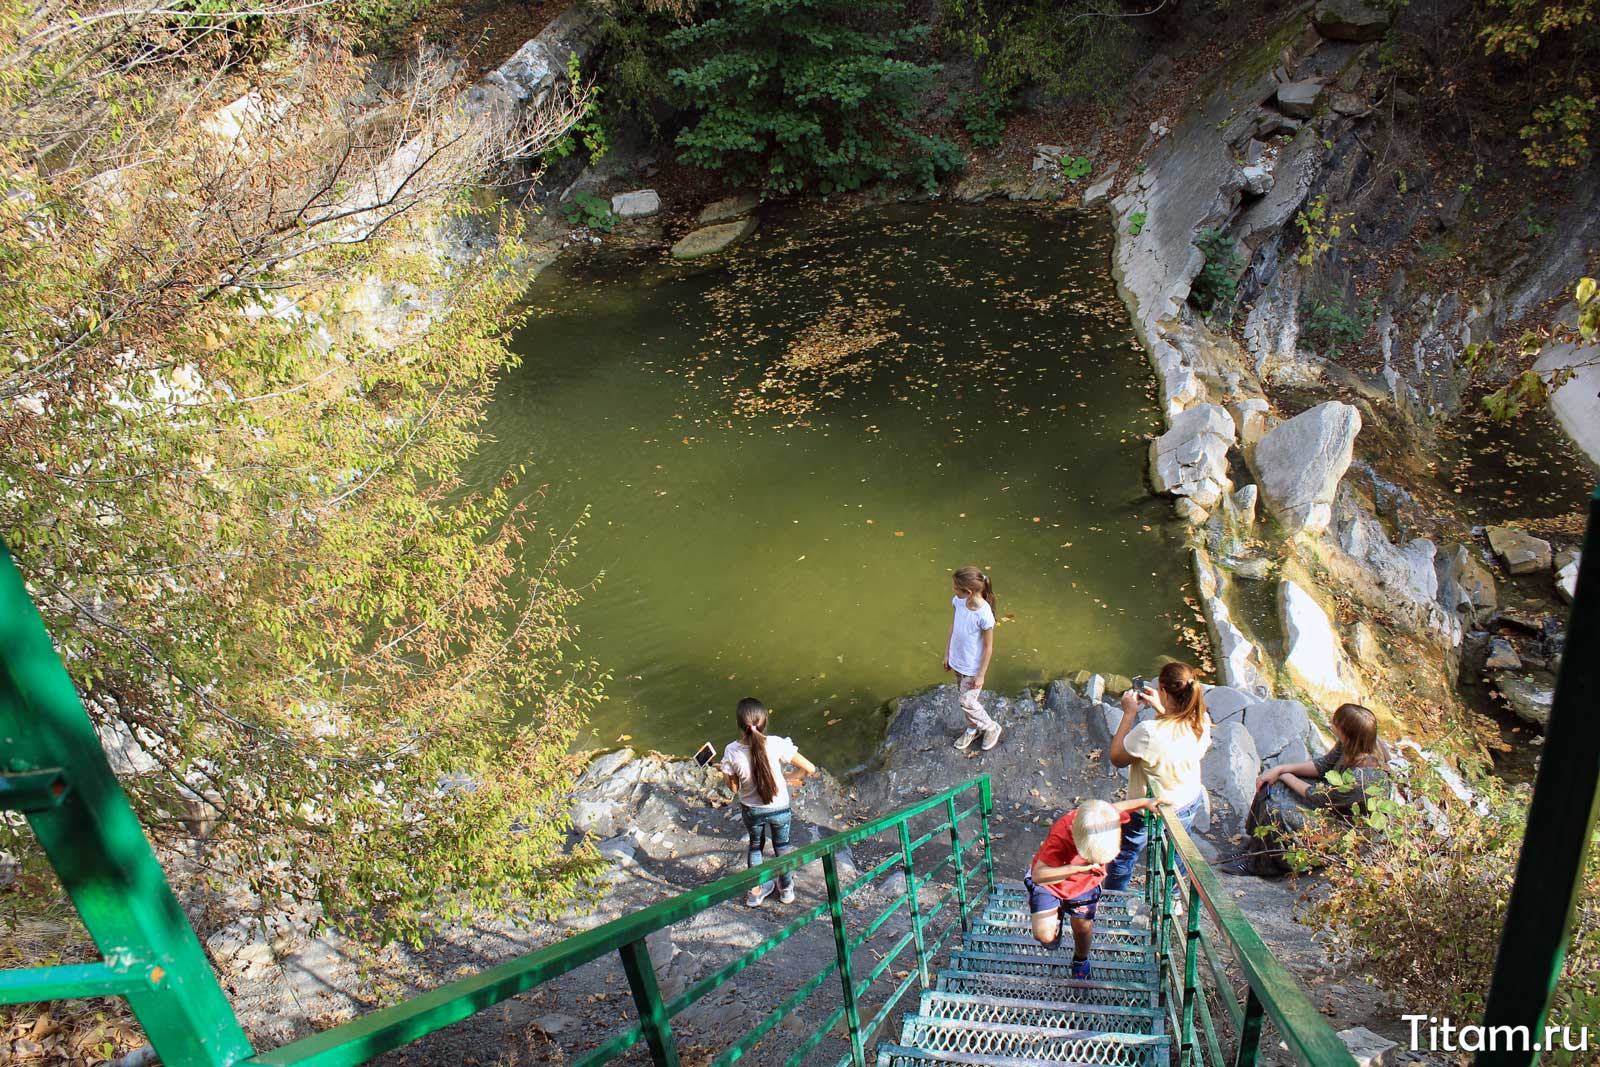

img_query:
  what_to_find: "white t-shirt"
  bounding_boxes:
[720,735,799,810]
[947,595,996,677]
[1124,716,1211,807]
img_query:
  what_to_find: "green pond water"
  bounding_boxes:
[477,204,1198,769]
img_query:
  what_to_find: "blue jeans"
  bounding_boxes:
[742,806,795,892]
[1103,795,1204,892]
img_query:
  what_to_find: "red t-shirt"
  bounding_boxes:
[1031,809,1131,900]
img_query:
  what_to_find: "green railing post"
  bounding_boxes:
[1234,987,1265,1067]
[945,796,971,932]
[618,939,680,1067]
[823,851,867,1067]
[0,545,253,1067]
[897,821,931,988]
[978,776,996,900]
[1477,486,1600,1067]
[1182,883,1202,1067]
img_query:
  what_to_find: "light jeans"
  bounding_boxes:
[1103,794,1204,892]
[957,673,998,731]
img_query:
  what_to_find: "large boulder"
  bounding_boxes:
[1237,699,1317,767]
[1495,670,1556,727]
[1486,525,1553,575]
[1202,721,1259,819]
[1313,0,1394,40]
[611,189,661,218]
[1279,581,1363,709]
[698,191,760,224]
[1276,81,1325,119]
[1253,401,1361,535]
[1204,685,1253,725]
[1148,404,1236,509]
[671,217,758,260]
[1436,543,1498,625]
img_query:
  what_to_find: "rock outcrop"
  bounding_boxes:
[1312,0,1394,41]
[1148,404,1236,509]
[1279,580,1363,709]
[1252,402,1361,534]
[1436,543,1498,625]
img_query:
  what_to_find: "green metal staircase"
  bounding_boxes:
[878,884,1169,1067]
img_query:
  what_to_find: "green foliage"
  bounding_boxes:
[1293,193,1353,266]
[1469,277,1600,420]
[593,0,690,139]
[1128,210,1148,236]
[0,0,602,945]
[1061,154,1093,180]
[960,84,1010,148]
[548,53,611,161]
[941,0,1135,109]
[1300,289,1374,356]
[1478,0,1599,170]
[562,189,620,231]
[666,0,960,195]
[1189,228,1243,318]
[1295,769,1598,1041]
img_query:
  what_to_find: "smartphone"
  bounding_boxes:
[693,742,717,767]
[1130,676,1147,694]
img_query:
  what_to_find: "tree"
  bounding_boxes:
[0,0,602,944]
[1477,0,1600,169]
[1465,277,1600,421]
[666,0,961,194]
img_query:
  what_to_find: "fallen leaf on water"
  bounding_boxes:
[894,531,905,537]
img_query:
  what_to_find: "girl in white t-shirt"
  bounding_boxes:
[943,566,1001,751]
[1106,661,1212,892]
[718,698,817,907]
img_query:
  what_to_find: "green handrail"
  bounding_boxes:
[1144,809,1359,1067]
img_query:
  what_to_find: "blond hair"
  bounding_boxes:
[1071,799,1122,865]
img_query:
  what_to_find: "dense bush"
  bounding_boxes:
[1293,770,1598,1053]
[667,0,961,194]
[1300,290,1374,356]
[941,0,1135,112]
[1189,228,1243,318]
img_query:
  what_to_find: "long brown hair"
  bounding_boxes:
[1156,662,1207,739]
[953,566,996,612]
[1332,703,1384,768]
[737,698,780,805]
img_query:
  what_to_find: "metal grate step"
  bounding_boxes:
[877,1041,1165,1067]
[969,921,1151,948]
[963,933,1155,964]
[898,1016,1170,1066]
[934,970,1158,1009]
[950,950,1158,984]
[917,990,1163,1036]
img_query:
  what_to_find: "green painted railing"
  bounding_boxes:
[247,776,996,1067]
[1143,812,1358,1067]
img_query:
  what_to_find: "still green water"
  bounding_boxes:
[480,204,1197,768]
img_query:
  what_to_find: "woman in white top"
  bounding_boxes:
[718,698,816,907]
[1105,661,1212,891]
[943,565,1001,751]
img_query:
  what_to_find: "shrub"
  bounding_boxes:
[561,190,620,231]
[941,0,1135,109]
[666,0,960,194]
[1294,770,1599,1047]
[1189,228,1242,318]
[1300,290,1374,356]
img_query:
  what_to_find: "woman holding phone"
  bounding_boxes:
[718,698,817,907]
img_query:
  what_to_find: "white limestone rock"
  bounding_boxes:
[1557,552,1580,603]
[1202,721,1260,819]
[1486,525,1552,575]
[611,189,661,218]
[1148,403,1236,509]
[1436,543,1497,625]
[1279,581,1363,709]
[1253,401,1360,535]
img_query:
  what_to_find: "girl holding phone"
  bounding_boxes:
[718,698,817,907]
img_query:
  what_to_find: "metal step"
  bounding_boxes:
[963,933,1155,964]
[917,989,1163,1037]
[934,970,1158,1009]
[950,950,1158,984]
[878,1040,1166,1067]
[970,920,1151,948]
[898,1016,1170,1066]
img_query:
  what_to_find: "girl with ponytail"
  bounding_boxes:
[943,566,1002,751]
[1105,661,1212,893]
[718,698,817,907]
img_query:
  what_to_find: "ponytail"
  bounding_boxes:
[953,565,997,613]
[737,698,779,805]
[1157,662,1207,739]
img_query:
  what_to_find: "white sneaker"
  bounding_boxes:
[980,723,1003,751]
[779,885,796,904]
[954,729,979,750]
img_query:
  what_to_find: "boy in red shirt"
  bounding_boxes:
[1024,796,1164,979]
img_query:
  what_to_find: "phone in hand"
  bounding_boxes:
[694,742,717,767]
